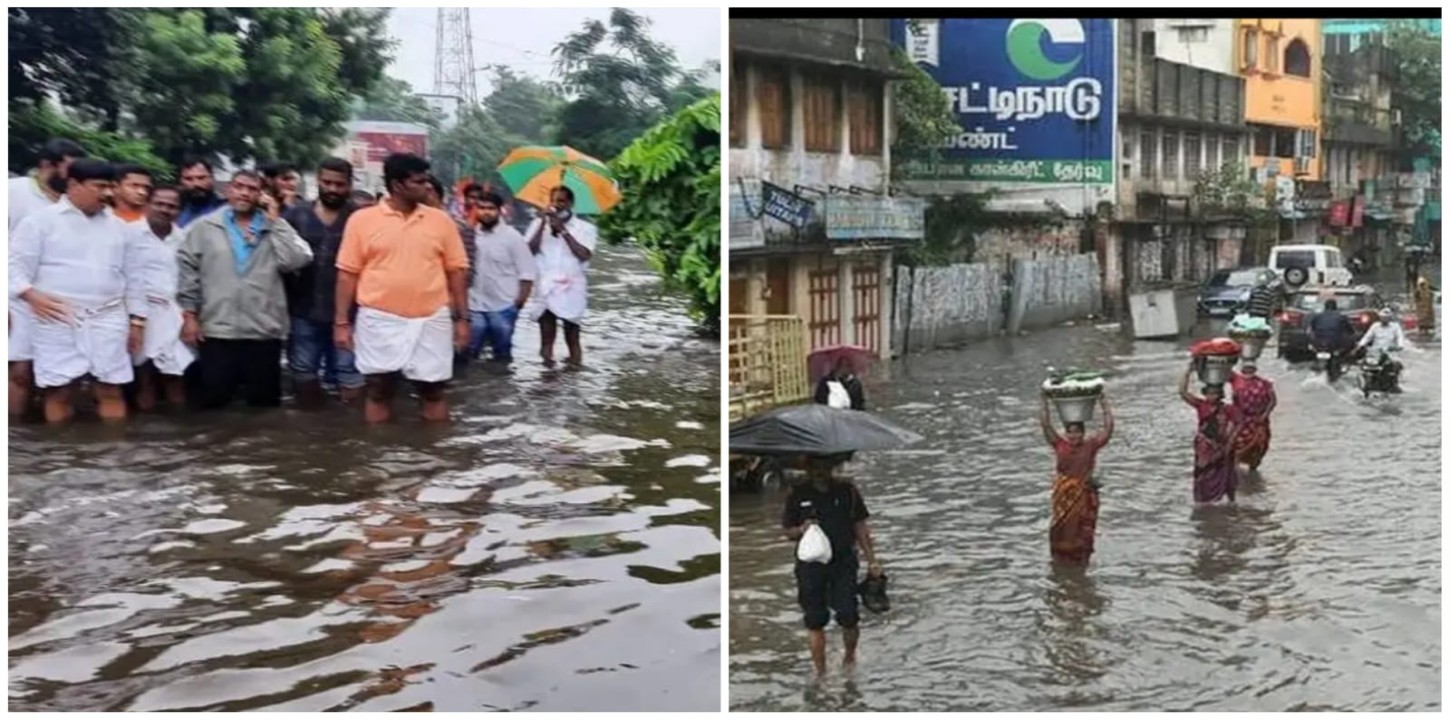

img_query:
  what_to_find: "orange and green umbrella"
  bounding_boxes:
[497,145,621,216]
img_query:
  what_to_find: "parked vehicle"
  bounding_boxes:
[1197,267,1278,318]
[1268,244,1354,288]
[1276,285,1385,362]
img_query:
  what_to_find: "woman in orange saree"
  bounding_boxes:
[1039,392,1115,565]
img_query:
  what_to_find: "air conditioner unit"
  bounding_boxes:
[1294,156,1313,176]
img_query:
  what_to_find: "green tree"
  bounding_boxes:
[889,46,959,181]
[353,76,442,127]
[8,8,395,172]
[551,8,696,160]
[429,106,512,189]
[481,66,564,142]
[1386,20,1442,161]
[598,95,720,331]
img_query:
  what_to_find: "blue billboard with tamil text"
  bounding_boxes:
[891,19,1116,187]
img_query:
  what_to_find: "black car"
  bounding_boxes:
[1276,285,1386,361]
[1198,267,1278,318]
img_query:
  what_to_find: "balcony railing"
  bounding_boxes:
[1125,57,1245,127]
[728,314,810,421]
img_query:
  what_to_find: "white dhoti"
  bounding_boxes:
[9,299,35,362]
[354,305,454,382]
[528,270,589,324]
[32,299,133,389]
[132,296,194,376]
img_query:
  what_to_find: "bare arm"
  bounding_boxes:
[1039,393,1060,446]
[446,268,468,319]
[1096,395,1115,444]
[334,269,359,324]
[855,520,877,569]
[560,228,593,262]
[527,219,545,255]
[1179,364,1200,406]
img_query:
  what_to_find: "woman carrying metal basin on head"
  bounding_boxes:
[1182,339,1243,505]
[1039,371,1115,566]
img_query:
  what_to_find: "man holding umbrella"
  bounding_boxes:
[498,146,619,368]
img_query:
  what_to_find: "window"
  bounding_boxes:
[1253,126,1272,156]
[1142,30,1157,56]
[1206,134,1220,172]
[1184,133,1202,179]
[730,58,746,147]
[1243,29,1258,68]
[1122,135,1133,180]
[1266,36,1280,73]
[1163,130,1180,180]
[1223,137,1240,166]
[1273,127,1295,158]
[849,81,883,155]
[1140,131,1158,180]
[756,64,791,150]
[1177,27,1208,44]
[1284,38,1312,77]
[803,73,841,153]
[1298,128,1317,158]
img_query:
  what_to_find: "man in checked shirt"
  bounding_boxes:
[282,157,365,407]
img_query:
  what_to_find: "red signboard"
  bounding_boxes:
[354,131,428,162]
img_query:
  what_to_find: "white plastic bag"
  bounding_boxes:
[796,524,833,564]
[826,380,851,409]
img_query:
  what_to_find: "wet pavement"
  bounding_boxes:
[9,244,721,712]
[729,315,1440,711]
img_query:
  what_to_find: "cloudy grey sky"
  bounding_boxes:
[384,7,721,97]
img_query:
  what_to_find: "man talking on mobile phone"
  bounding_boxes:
[524,187,597,367]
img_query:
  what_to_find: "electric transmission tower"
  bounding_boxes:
[433,8,478,106]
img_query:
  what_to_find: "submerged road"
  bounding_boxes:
[729,317,1440,712]
[10,244,721,712]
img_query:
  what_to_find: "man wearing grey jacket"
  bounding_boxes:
[177,169,313,409]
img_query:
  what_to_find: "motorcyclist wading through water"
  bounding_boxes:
[1307,299,1356,381]
[1355,307,1408,394]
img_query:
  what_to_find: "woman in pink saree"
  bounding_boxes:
[1179,362,1239,504]
[1228,361,1276,471]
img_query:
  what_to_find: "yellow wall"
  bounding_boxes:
[1238,19,1323,180]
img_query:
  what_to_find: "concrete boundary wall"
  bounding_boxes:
[894,254,1102,354]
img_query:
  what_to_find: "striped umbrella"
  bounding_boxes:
[496,145,621,216]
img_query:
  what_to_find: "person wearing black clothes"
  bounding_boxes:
[781,455,882,677]
[1245,276,1285,319]
[813,358,866,410]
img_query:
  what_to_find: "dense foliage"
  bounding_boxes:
[1386,20,1442,161]
[9,7,393,171]
[888,46,959,179]
[598,95,721,331]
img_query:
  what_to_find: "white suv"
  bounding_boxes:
[1268,244,1354,288]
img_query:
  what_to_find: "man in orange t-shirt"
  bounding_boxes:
[334,153,470,424]
[111,164,153,223]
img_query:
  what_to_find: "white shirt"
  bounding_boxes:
[469,223,538,313]
[9,175,56,232]
[526,215,598,281]
[9,197,148,317]
[1357,321,1407,354]
[127,220,184,303]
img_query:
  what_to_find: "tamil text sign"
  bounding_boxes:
[824,195,926,241]
[894,19,1115,186]
[760,182,815,229]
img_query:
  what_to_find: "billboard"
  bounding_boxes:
[893,19,1116,188]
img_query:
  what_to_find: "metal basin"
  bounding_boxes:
[1236,336,1268,360]
[1051,395,1098,424]
[1196,355,1238,386]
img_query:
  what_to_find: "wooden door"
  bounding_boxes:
[852,261,882,354]
[766,259,791,316]
[808,265,841,349]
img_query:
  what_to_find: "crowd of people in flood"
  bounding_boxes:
[9,138,600,425]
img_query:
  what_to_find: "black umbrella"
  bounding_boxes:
[729,404,922,456]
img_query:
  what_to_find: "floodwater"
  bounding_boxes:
[729,318,1440,711]
[9,244,721,712]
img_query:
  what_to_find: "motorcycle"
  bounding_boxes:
[1309,340,1350,383]
[1357,349,1403,397]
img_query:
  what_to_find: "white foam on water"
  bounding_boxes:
[181,518,247,535]
[665,454,712,468]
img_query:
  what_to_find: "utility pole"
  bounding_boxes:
[434,9,478,107]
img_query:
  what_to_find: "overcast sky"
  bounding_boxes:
[384,7,721,97]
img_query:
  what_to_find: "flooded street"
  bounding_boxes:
[10,244,720,712]
[730,318,1440,711]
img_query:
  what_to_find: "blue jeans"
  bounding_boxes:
[289,317,363,389]
[468,307,519,362]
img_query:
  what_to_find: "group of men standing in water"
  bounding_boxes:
[9,139,599,425]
